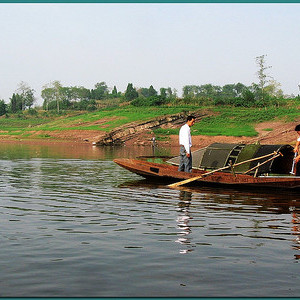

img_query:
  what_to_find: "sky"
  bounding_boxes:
[0,3,299,105]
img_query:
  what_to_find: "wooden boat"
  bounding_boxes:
[114,143,300,190]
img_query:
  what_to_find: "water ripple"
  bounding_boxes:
[0,158,300,297]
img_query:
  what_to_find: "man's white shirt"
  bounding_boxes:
[179,123,192,154]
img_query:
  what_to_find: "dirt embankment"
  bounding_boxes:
[1,115,299,148]
[126,120,300,148]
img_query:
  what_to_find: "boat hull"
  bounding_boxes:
[114,158,300,190]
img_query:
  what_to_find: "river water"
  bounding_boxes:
[0,141,300,297]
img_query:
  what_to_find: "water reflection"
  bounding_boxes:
[174,185,300,214]
[2,156,300,296]
[120,179,300,261]
[175,191,193,254]
[290,207,300,260]
[0,141,177,160]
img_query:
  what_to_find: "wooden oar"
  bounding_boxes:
[243,152,282,175]
[168,151,278,188]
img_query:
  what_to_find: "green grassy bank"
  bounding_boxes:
[155,106,299,138]
[0,106,299,140]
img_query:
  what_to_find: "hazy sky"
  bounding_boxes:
[0,3,299,105]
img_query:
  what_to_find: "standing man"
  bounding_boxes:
[178,115,196,173]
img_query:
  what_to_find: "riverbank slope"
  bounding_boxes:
[0,119,298,148]
[0,107,299,147]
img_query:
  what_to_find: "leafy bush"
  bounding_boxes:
[131,96,166,106]
[27,108,38,116]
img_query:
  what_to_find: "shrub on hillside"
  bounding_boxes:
[131,96,166,106]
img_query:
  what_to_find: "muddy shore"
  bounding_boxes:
[0,120,298,148]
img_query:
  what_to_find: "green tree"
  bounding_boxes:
[0,99,7,116]
[241,89,255,107]
[139,85,158,98]
[52,81,63,112]
[183,85,194,99]
[41,87,54,111]
[9,93,22,113]
[124,83,138,101]
[222,84,237,98]
[91,82,108,100]
[160,88,167,100]
[111,86,119,98]
[166,87,177,102]
[65,86,91,102]
[42,83,95,111]
[235,83,247,97]
[219,83,247,104]
[199,84,222,98]
[41,81,64,113]
[148,85,157,97]
[16,81,35,110]
[183,84,222,101]
[265,80,284,98]
[139,88,150,98]
[255,54,272,102]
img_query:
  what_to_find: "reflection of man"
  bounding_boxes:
[178,116,195,173]
[176,191,193,254]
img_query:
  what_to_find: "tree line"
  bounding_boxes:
[0,55,297,116]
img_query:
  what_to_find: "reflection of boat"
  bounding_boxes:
[114,143,300,190]
[120,178,300,213]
